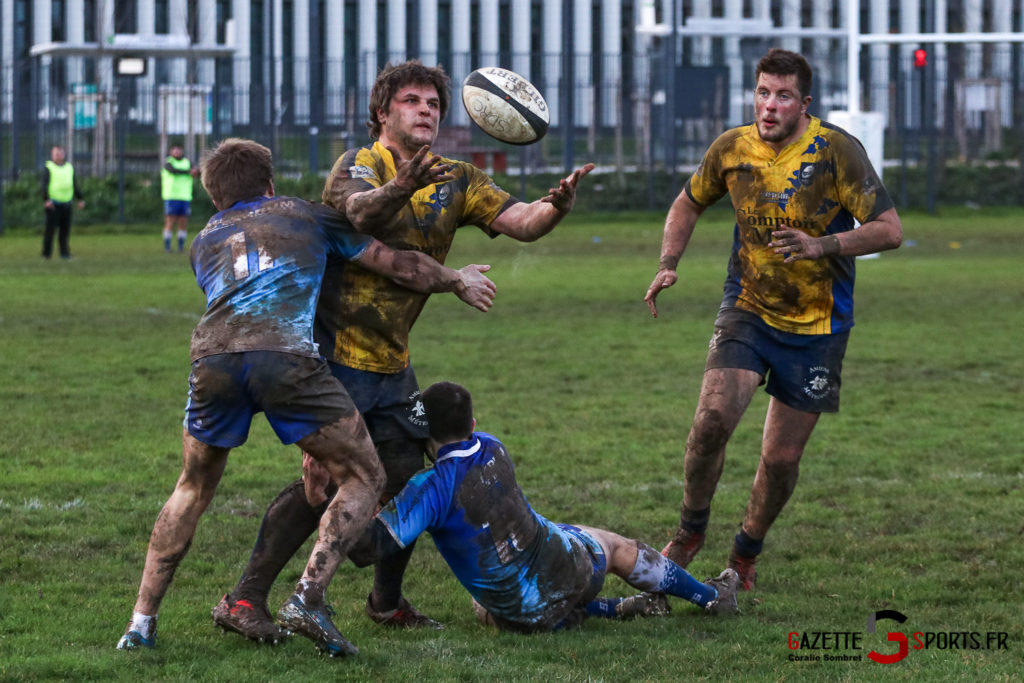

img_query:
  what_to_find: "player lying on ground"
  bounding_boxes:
[116,138,496,658]
[305,381,740,640]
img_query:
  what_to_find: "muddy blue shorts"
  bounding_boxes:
[705,308,849,413]
[557,523,608,600]
[184,351,357,448]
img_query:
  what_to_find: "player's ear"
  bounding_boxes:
[266,180,275,198]
[471,418,477,433]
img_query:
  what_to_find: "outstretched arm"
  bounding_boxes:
[490,163,595,242]
[644,189,706,317]
[343,145,455,231]
[356,240,496,312]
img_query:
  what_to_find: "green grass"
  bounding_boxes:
[1,208,1021,681]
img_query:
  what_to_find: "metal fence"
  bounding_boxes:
[3,44,1023,211]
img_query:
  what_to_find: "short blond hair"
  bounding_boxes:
[200,138,273,209]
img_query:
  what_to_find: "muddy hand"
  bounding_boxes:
[542,163,595,213]
[644,269,678,318]
[388,145,455,193]
[455,264,496,312]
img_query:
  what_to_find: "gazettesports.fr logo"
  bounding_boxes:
[787,610,1010,665]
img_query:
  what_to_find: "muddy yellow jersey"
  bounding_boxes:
[686,116,893,335]
[319,141,516,372]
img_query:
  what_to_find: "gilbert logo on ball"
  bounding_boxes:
[462,67,550,145]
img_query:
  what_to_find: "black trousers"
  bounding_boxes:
[43,202,73,258]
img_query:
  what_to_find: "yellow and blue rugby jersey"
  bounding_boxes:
[685,116,894,335]
[318,141,516,372]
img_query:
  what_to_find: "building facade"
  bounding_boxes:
[2,0,1023,176]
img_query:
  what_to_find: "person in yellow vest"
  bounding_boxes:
[41,145,85,260]
[161,143,199,252]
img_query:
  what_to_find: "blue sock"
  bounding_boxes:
[627,543,718,607]
[585,597,623,619]
[177,231,186,252]
[163,235,171,251]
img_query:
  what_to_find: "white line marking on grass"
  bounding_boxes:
[7,498,86,511]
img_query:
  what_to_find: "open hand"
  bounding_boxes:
[389,145,455,193]
[455,264,496,312]
[541,163,595,213]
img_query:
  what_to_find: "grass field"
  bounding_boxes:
[1,208,1021,682]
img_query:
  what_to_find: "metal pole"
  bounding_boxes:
[846,0,860,113]
[117,78,126,222]
[667,0,677,195]
[561,0,574,174]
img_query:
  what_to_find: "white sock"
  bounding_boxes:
[129,612,157,638]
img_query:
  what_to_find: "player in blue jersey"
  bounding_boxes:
[644,49,902,590]
[334,381,741,634]
[117,138,497,657]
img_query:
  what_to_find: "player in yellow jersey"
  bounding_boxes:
[645,49,902,590]
[211,61,594,640]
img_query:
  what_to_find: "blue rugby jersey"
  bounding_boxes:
[376,432,597,629]
[189,196,372,361]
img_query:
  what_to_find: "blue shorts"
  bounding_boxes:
[556,523,608,604]
[328,363,429,441]
[184,351,357,448]
[164,200,191,217]
[705,308,849,413]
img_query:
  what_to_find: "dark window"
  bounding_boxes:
[52,0,67,42]
[114,0,136,32]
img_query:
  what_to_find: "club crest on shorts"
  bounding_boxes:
[407,391,428,428]
[803,366,832,400]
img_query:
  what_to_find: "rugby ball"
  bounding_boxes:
[462,67,549,145]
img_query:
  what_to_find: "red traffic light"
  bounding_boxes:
[913,48,927,69]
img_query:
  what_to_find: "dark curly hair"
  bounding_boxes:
[367,61,451,139]
[756,48,813,99]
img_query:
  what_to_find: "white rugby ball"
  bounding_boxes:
[461,67,549,145]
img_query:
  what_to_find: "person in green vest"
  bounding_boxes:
[161,143,199,252]
[41,145,85,260]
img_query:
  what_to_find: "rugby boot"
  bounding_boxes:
[277,594,358,657]
[661,528,706,568]
[703,568,740,615]
[365,594,445,630]
[728,548,758,591]
[615,592,672,619]
[116,625,156,650]
[212,594,291,644]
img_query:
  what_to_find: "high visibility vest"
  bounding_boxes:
[46,161,75,203]
[161,156,194,201]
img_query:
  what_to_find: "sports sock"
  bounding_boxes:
[177,229,186,251]
[734,529,764,557]
[585,597,623,619]
[163,228,171,252]
[128,612,157,638]
[233,478,331,606]
[626,543,718,607]
[680,505,711,534]
[295,578,325,608]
